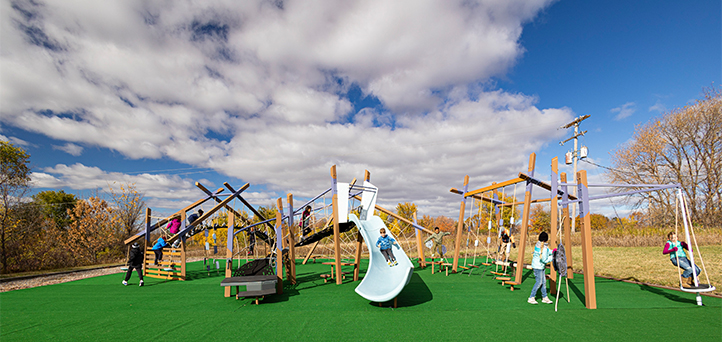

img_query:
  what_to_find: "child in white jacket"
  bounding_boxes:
[528,232,553,304]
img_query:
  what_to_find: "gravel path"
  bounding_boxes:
[0,257,207,293]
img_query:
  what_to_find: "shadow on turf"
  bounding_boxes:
[610,277,697,305]
[368,273,432,308]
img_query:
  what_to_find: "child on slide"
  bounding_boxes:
[663,231,700,288]
[528,232,554,305]
[376,228,400,267]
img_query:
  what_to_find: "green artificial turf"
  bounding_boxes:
[1,258,720,341]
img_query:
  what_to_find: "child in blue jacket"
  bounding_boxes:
[376,228,400,267]
[152,234,170,266]
[528,232,553,304]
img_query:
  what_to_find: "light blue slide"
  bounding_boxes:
[350,214,414,303]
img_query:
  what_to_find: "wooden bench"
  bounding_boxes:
[221,275,277,303]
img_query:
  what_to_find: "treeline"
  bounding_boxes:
[0,141,144,274]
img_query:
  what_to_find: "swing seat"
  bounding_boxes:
[120,266,129,271]
[679,284,716,293]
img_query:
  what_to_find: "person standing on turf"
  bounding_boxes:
[123,242,144,287]
[528,232,553,304]
[376,228,400,266]
[425,227,451,259]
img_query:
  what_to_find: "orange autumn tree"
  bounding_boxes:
[66,197,123,264]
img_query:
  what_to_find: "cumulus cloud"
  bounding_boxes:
[52,143,83,156]
[3,0,575,216]
[610,102,636,121]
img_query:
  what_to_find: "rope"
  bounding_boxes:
[682,193,711,287]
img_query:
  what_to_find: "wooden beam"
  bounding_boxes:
[286,193,296,285]
[549,157,559,295]
[519,172,578,201]
[449,188,491,202]
[224,182,277,232]
[577,170,597,309]
[452,175,469,273]
[225,213,234,297]
[414,211,426,268]
[351,195,435,236]
[302,240,321,265]
[197,182,253,226]
[561,172,573,279]
[331,165,342,285]
[275,197,284,294]
[513,153,536,285]
[167,183,250,244]
[124,187,225,245]
[463,177,525,198]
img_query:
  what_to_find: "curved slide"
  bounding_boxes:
[350,214,414,303]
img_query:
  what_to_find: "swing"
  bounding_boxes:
[673,189,715,304]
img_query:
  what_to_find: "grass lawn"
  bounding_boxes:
[1,257,720,341]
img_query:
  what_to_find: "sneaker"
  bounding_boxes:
[139,280,144,287]
[387,261,392,266]
[394,261,398,266]
[122,280,128,286]
[541,297,553,304]
[527,298,538,304]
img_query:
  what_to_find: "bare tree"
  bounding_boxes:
[608,87,722,227]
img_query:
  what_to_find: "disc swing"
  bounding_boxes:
[672,189,715,305]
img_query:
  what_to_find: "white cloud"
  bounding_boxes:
[52,143,84,156]
[610,102,635,121]
[3,0,575,217]
[0,133,32,147]
[648,100,666,113]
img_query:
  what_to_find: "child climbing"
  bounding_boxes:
[425,227,451,258]
[497,228,516,260]
[152,233,170,266]
[167,216,181,235]
[528,232,553,304]
[376,228,400,266]
[663,231,700,288]
[300,205,312,239]
[187,209,204,225]
[122,242,144,286]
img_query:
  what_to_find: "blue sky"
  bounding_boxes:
[1,0,719,219]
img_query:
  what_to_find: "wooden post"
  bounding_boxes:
[353,231,363,281]
[275,198,284,295]
[561,172,573,279]
[331,165,343,285]
[513,153,536,285]
[225,213,234,297]
[414,211,426,267]
[143,208,151,277]
[453,175,469,273]
[286,193,297,285]
[577,170,596,309]
[549,157,559,294]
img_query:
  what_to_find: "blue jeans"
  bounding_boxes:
[671,257,700,279]
[529,268,547,299]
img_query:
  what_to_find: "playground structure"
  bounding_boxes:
[450,153,716,309]
[218,166,434,306]
[121,155,714,309]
